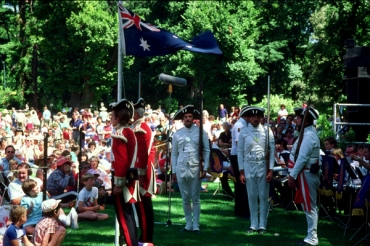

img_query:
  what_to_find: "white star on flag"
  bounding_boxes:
[186,46,193,48]
[139,37,150,51]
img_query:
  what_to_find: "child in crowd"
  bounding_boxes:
[3,205,33,246]
[76,173,108,221]
[32,199,66,246]
[97,185,108,211]
[62,127,70,142]
[6,159,19,182]
[21,179,43,235]
[13,128,25,150]
[21,177,78,231]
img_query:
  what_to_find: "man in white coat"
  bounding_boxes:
[171,105,210,233]
[288,107,320,245]
[237,106,275,234]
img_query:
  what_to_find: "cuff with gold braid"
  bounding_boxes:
[114,176,126,186]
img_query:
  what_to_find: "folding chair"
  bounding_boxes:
[209,148,234,200]
[318,155,337,221]
[353,199,370,246]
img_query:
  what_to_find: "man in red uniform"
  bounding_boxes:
[132,98,156,243]
[109,99,140,246]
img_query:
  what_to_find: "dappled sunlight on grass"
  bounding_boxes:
[62,182,369,245]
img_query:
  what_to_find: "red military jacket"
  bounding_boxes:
[132,118,156,196]
[111,125,140,203]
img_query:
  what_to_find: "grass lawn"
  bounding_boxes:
[63,181,369,246]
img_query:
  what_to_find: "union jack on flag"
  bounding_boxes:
[118,2,222,56]
[119,3,159,32]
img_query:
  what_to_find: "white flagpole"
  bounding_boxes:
[117,1,126,101]
[116,4,123,246]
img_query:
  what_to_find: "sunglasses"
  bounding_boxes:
[7,151,14,154]
[83,166,90,170]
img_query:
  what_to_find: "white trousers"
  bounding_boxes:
[302,172,320,245]
[176,164,201,231]
[245,174,269,230]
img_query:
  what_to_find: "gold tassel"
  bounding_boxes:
[324,187,334,197]
[336,191,342,200]
[318,187,324,195]
[352,208,364,216]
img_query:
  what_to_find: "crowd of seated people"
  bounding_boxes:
[0,105,118,244]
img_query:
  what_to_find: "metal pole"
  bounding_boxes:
[43,133,49,201]
[117,1,125,101]
[333,103,337,137]
[116,3,123,245]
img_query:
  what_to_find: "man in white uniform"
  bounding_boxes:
[288,107,320,245]
[238,106,275,234]
[171,105,210,233]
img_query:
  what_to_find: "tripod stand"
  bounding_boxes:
[154,136,180,227]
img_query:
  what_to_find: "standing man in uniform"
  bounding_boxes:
[132,98,156,243]
[110,99,140,246]
[171,105,210,233]
[238,106,275,234]
[230,106,250,218]
[288,107,320,245]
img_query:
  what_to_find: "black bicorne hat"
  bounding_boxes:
[173,105,201,120]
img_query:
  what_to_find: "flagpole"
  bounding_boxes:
[115,3,123,246]
[118,1,126,101]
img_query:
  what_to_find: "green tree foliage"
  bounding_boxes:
[1,0,370,118]
[254,94,297,121]
[316,114,335,140]
[33,1,117,108]
[305,0,370,113]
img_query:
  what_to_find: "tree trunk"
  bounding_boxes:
[18,0,27,101]
[31,43,39,109]
[80,76,93,108]
[70,92,82,110]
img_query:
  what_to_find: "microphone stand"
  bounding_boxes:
[165,134,172,226]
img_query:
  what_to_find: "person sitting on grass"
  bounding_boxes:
[3,205,33,246]
[97,185,108,211]
[21,179,79,233]
[21,179,44,235]
[47,155,78,208]
[76,173,109,221]
[32,199,66,246]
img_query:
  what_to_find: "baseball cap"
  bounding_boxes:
[42,199,62,213]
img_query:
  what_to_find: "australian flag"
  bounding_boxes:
[118,3,222,56]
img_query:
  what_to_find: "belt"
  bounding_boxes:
[302,167,310,173]
[72,129,79,131]
[246,160,265,164]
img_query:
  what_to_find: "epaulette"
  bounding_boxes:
[111,130,128,143]
[134,129,147,134]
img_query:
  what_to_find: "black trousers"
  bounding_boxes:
[135,195,154,243]
[220,172,234,198]
[229,155,250,217]
[113,193,138,246]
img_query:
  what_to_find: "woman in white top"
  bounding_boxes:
[277,104,288,123]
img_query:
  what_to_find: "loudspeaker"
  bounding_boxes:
[344,44,370,142]
[346,78,370,142]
